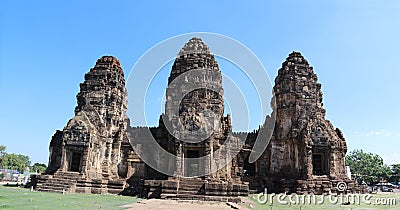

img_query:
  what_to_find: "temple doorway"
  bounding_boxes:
[243,153,255,177]
[312,152,328,175]
[69,152,82,172]
[185,149,199,177]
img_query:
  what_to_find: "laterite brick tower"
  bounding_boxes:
[260,52,353,194]
[133,37,248,200]
[35,56,134,194]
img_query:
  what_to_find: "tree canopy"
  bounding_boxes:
[389,163,400,184]
[345,149,392,185]
[0,145,46,173]
[31,162,47,173]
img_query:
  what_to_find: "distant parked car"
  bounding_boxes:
[382,186,393,192]
[5,181,20,186]
[368,186,378,193]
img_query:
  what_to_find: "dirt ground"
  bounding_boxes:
[122,198,251,210]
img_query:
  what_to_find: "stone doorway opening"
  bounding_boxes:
[185,149,199,177]
[69,152,82,172]
[312,152,328,176]
[243,153,255,177]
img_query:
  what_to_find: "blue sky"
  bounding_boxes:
[0,1,399,165]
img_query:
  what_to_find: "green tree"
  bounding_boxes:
[1,153,30,172]
[0,145,39,173]
[345,149,391,185]
[0,145,5,157]
[0,145,4,179]
[0,145,6,169]
[389,164,400,184]
[30,163,47,173]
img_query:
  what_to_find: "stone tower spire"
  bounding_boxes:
[273,51,325,123]
[44,55,131,192]
[178,37,210,55]
[262,51,350,194]
[159,37,240,180]
[165,37,226,134]
[168,37,218,84]
[75,56,128,132]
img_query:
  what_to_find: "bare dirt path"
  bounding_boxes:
[122,199,251,210]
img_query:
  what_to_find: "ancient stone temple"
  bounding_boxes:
[162,37,243,181]
[128,37,247,200]
[34,56,136,194]
[253,51,354,194]
[33,38,355,198]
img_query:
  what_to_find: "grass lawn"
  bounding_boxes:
[0,185,140,209]
[247,193,400,210]
[2,184,399,210]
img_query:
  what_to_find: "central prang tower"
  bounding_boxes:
[167,37,225,134]
[163,37,241,180]
[131,37,248,199]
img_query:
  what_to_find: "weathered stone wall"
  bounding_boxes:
[45,130,63,174]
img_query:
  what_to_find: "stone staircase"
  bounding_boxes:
[162,178,243,202]
[248,180,262,194]
[143,178,248,202]
[34,171,80,194]
[176,178,205,195]
[33,170,127,195]
[143,178,205,199]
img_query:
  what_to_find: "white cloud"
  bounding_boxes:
[365,129,400,137]
[366,130,383,136]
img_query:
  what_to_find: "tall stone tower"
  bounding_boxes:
[162,37,240,180]
[38,56,134,194]
[132,37,248,199]
[261,52,352,194]
[166,37,226,134]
